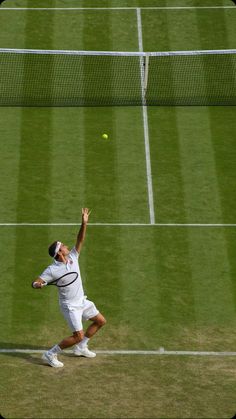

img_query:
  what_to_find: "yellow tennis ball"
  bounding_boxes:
[102,133,108,140]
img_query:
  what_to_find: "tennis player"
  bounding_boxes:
[32,208,106,368]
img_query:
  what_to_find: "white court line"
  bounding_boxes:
[0,7,235,11]
[0,348,236,356]
[0,223,236,227]
[136,8,155,225]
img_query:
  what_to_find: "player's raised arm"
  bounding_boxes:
[75,208,91,253]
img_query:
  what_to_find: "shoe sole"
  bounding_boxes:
[73,351,96,358]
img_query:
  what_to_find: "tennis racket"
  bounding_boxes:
[48,272,78,287]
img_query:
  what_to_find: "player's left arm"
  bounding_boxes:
[31,278,47,289]
[32,267,52,289]
[75,208,91,253]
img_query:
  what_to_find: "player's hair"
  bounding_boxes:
[48,241,60,259]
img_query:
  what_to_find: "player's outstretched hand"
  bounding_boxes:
[82,208,91,224]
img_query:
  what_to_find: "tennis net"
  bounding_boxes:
[0,48,236,106]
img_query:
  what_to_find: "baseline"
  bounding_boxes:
[0,348,236,356]
[0,223,236,227]
[0,7,235,11]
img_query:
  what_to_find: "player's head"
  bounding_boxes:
[48,241,61,259]
[48,241,69,259]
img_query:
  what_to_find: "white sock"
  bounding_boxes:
[49,344,62,354]
[78,337,90,348]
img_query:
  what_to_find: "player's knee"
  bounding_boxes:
[98,315,106,327]
[73,330,84,343]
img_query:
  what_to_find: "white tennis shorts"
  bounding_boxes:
[60,298,99,332]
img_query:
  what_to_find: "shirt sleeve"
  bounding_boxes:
[69,247,80,260]
[39,266,53,284]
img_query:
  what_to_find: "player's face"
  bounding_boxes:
[59,243,70,256]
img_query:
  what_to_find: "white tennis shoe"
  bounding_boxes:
[42,351,64,368]
[73,345,96,358]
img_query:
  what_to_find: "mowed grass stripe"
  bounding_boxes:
[195,6,236,223]
[0,110,21,222]
[0,9,27,48]
[50,109,86,222]
[49,8,148,223]
[12,3,56,329]
[0,232,18,335]
[165,7,235,324]
[141,8,202,51]
[195,7,236,50]
[141,8,236,51]
[142,8,236,327]
[51,8,138,51]
[207,119,236,223]
[16,1,55,223]
[81,6,119,223]
[148,227,196,345]
[111,108,150,223]
[186,227,235,326]
[2,227,235,350]
[0,113,19,334]
[176,108,223,224]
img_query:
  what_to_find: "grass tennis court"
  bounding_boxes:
[1,0,236,418]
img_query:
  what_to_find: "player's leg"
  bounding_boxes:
[84,313,107,338]
[58,330,84,349]
[42,306,83,367]
[74,300,106,358]
[57,305,85,348]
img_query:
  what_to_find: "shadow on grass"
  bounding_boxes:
[0,342,86,366]
[0,342,49,366]
[0,351,49,367]
[0,341,48,350]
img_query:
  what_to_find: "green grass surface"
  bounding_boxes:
[1,0,234,8]
[1,354,236,419]
[1,1,236,418]
[1,226,236,350]
[149,107,236,223]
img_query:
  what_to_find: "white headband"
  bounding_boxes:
[54,241,62,258]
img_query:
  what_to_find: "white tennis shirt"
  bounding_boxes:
[39,247,85,307]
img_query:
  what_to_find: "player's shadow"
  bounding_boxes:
[0,342,49,366]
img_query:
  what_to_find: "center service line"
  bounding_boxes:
[136,8,155,225]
